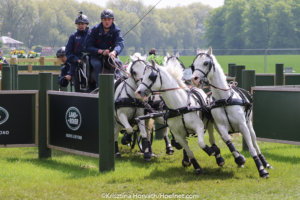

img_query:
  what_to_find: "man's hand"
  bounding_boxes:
[98,49,104,54]
[103,49,110,56]
[109,51,117,59]
[65,75,72,81]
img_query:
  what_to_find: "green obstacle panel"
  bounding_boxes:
[253,86,300,144]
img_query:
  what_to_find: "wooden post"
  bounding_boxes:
[99,74,115,172]
[39,56,45,66]
[11,58,18,65]
[38,73,53,158]
[242,70,256,151]
[1,65,12,90]
[235,65,246,87]
[28,64,33,73]
[228,63,236,77]
[275,63,284,85]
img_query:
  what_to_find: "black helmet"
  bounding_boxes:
[56,46,66,57]
[101,9,114,19]
[75,11,89,24]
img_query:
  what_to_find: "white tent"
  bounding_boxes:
[0,36,24,49]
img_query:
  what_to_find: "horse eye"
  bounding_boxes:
[132,71,136,75]
[204,61,209,66]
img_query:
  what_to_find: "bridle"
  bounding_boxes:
[190,53,215,78]
[140,65,163,94]
[129,59,148,83]
[190,53,231,91]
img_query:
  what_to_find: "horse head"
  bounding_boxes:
[128,52,148,84]
[191,47,215,87]
[135,60,161,101]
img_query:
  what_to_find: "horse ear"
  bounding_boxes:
[151,59,156,68]
[166,52,170,57]
[197,48,202,54]
[207,47,212,55]
[175,52,180,58]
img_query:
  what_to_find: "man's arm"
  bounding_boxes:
[113,29,124,56]
[86,27,101,56]
[66,34,80,63]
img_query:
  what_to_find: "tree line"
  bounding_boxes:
[0,0,212,55]
[205,0,300,52]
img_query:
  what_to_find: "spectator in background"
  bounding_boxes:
[56,47,72,88]
[0,48,8,64]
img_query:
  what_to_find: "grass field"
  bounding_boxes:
[0,133,299,199]
[120,55,300,74]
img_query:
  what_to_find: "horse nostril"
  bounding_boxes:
[194,77,199,81]
[137,91,141,94]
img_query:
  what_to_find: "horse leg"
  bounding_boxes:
[239,122,269,178]
[207,121,225,167]
[215,124,246,167]
[162,127,174,155]
[194,122,217,158]
[138,119,151,161]
[118,112,134,145]
[114,121,122,158]
[247,119,272,169]
[173,132,203,174]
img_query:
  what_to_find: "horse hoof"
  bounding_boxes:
[235,155,246,166]
[216,156,225,167]
[182,160,191,167]
[144,152,151,161]
[166,147,174,155]
[195,168,204,175]
[171,139,182,150]
[259,169,269,178]
[115,152,122,158]
[121,133,132,145]
[266,164,273,169]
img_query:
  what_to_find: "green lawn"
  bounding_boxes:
[120,55,300,74]
[0,133,299,199]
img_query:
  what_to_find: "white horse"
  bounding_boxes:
[163,53,225,167]
[191,48,272,178]
[114,53,152,160]
[135,59,224,174]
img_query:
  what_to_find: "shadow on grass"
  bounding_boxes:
[5,157,100,179]
[144,166,235,183]
[259,152,300,164]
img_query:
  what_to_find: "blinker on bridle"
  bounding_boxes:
[190,53,215,78]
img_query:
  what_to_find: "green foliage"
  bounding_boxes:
[206,0,300,50]
[0,0,212,53]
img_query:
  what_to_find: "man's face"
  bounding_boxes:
[101,18,114,29]
[58,56,67,63]
[77,23,87,31]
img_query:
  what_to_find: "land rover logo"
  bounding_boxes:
[0,106,9,126]
[65,107,82,131]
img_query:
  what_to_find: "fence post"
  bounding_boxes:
[228,63,236,77]
[39,57,45,66]
[264,49,268,73]
[12,65,18,90]
[242,70,256,151]
[275,63,284,85]
[1,65,12,90]
[235,65,246,87]
[99,74,115,172]
[38,73,52,159]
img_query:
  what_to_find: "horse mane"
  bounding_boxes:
[211,54,227,81]
[164,58,186,88]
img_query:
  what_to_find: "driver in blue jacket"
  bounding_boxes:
[86,9,124,86]
[65,11,89,81]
